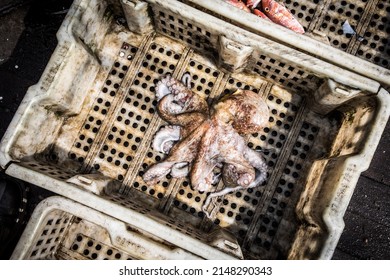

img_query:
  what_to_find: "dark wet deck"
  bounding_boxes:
[0,0,389,259]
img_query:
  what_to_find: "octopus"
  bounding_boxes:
[142,73,270,216]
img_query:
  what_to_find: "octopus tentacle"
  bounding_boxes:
[222,161,255,188]
[191,157,220,192]
[158,96,208,133]
[202,168,267,218]
[201,121,268,217]
[155,74,175,101]
[216,122,257,188]
[142,161,177,186]
[243,147,268,186]
[152,125,181,154]
[202,185,243,218]
[166,121,208,162]
[181,72,192,89]
[189,123,221,192]
[156,75,209,131]
[171,162,190,178]
[143,122,208,185]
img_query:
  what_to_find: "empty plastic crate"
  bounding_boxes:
[1,0,389,259]
[11,196,227,259]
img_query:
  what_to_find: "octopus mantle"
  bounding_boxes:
[143,74,270,201]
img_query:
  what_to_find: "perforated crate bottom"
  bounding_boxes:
[13,26,344,259]
[26,210,135,260]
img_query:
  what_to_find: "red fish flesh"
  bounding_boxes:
[261,0,305,34]
[253,8,272,21]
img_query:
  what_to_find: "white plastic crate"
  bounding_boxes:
[11,196,226,259]
[1,0,389,259]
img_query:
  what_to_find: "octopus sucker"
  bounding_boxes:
[152,125,181,154]
[171,162,190,178]
[143,74,270,217]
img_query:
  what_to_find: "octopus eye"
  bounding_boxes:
[264,7,270,12]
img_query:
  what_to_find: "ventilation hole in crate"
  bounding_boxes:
[31,249,39,257]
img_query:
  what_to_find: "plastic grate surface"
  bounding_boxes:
[318,1,368,51]
[163,217,205,241]
[173,179,209,221]
[250,122,319,258]
[69,43,138,165]
[20,160,76,181]
[109,194,212,244]
[281,0,390,71]
[355,0,390,68]
[276,0,390,71]
[184,59,220,98]
[70,234,133,260]
[282,0,321,31]
[95,42,181,181]
[108,193,153,215]
[251,54,323,93]
[28,210,71,259]
[155,6,215,55]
